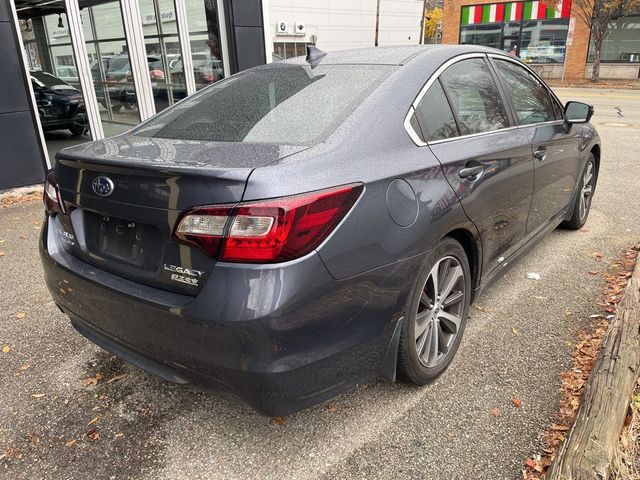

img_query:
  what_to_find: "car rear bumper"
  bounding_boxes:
[40,215,420,415]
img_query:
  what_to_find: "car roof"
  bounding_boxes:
[280,44,502,66]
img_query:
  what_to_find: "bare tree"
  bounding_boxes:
[571,0,640,81]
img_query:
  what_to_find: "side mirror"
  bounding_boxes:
[564,101,594,124]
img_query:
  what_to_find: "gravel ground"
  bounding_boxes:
[0,88,639,480]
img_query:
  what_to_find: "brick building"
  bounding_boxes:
[442,0,640,80]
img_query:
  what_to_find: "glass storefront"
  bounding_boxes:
[184,0,226,90]
[17,0,229,164]
[459,1,571,64]
[588,15,640,63]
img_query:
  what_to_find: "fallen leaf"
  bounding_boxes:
[550,423,569,431]
[114,433,124,438]
[527,272,541,281]
[65,438,76,447]
[2,345,10,353]
[0,251,5,257]
[106,373,128,384]
[525,458,537,469]
[588,270,599,275]
[18,364,31,372]
[27,433,39,445]
[31,393,46,398]
[270,416,286,425]
[15,312,26,319]
[565,309,575,316]
[87,429,100,441]
[512,398,523,408]
[87,416,100,426]
[512,328,518,335]
[325,406,338,414]
[82,373,103,388]
[473,305,496,313]
[490,407,501,417]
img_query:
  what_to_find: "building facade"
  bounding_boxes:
[2,0,423,191]
[443,0,640,81]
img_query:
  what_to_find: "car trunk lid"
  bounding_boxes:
[52,135,308,295]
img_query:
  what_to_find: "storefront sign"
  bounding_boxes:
[142,10,176,25]
[461,0,572,25]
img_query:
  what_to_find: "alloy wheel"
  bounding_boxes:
[579,161,594,221]
[414,255,466,368]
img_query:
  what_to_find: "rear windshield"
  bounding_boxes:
[134,64,394,144]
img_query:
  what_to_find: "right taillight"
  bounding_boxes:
[173,183,363,263]
[43,170,64,214]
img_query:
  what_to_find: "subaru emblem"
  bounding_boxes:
[92,176,114,197]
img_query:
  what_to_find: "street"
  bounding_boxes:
[1,87,639,480]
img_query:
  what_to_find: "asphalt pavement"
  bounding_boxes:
[1,87,639,480]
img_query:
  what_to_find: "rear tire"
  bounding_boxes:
[397,237,471,385]
[560,153,597,230]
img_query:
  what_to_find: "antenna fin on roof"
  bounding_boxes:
[306,45,326,68]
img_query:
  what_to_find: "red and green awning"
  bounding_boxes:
[461,0,572,25]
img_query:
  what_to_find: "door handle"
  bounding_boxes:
[458,165,484,179]
[533,147,547,159]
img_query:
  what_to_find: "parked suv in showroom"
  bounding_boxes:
[31,70,88,136]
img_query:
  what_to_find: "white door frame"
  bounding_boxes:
[120,0,156,121]
[64,0,105,140]
[174,0,197,95]
[9,0,51,169]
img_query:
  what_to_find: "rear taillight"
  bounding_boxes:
[174,184,363,263]
[43,171,65,214]
[150,69,165,80]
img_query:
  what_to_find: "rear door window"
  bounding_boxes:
[439,58,510,135]
[135,64,394,145]
[493,59,557,125]
[414,79,459,141]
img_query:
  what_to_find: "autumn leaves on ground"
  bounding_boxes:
[523,245,640,479]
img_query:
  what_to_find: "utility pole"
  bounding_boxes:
[374,0,381,46]
[419,0,428,44]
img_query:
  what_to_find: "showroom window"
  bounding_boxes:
[588,15,640,62]
[460,24,502,49]
[184,0,226,90]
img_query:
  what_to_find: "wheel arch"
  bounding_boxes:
[590,144,601,179]
[444,228,481,300]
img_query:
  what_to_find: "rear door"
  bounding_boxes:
[413,56,535,278]
[489,56,580,234]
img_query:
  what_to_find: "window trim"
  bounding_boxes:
[404,51,566,147]
[487,53,566,123]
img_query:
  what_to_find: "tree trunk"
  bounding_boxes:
[592,33,603,82]
[548,259,640,479]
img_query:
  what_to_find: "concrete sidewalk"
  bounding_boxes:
[0,88,639,479]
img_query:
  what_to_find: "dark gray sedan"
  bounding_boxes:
[40,45,600,415]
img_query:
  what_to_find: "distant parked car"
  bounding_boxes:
[55,66,79,86]
[41,45,600,415]
[31,70,87,136]
[92,54,167,111]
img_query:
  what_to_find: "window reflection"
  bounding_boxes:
[185,0,226,90]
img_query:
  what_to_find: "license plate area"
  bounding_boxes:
[84,212,163,270]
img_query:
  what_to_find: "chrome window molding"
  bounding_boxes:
[404,51,567,148]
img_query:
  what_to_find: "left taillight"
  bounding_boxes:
[43,170,65,214]
[173,183,364,263]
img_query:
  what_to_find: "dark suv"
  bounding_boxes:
[31,70,87,136]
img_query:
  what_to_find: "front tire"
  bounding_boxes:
[560,153,597,230]
[397,237,471,384]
